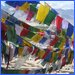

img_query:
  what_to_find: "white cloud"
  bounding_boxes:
[40,1,74,10]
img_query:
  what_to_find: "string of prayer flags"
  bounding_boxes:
[22,22,40,32]
[36,4,50,23]
[1,2,74,73]
[15,24,36,39]
[44,10,56,26]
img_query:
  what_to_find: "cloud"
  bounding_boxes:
[40,1,74,10]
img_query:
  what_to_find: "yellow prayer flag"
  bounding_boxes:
[37,50,45,58]
[58,38,66,49]
[31,34,43,43]
[22,40,32,47]
[19,2,29,11]
[36,4,50,23]
[71,34,74,41]
[18,47,23,57]
[2,18,6,23]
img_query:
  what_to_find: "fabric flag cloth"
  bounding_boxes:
[66,23,73,38]
[22,22,39,32]
[22,40,32,47]
[31,34,43,43]
[1,22,7,40]
[26,4,37,21]
[37,50,45,59]
[19,2,29,11]
[44,10,56,26]
[39,37,47,44]
[22,22,30,29]
[51,8,58,15]
[36,4,50,23]
[62,19,68,30]
[61,56,66,66]
[7,16,21,25]
[50,36,59,46]
[16,24,36,38]
[58,37,66,49]
[30,4,37,13]
[26,11,35,21]
[55,15,63,32]
[17,36,23,45]
[26,31,35,39]
[5,20,15,26]
[1,18,6,23]
[44,51,52,62]
[18,47,23,57]
[31,47,38,55]
[52,52,58,63]
[42,49,50,59]
[54,37,64,48]
[6,25,17,44]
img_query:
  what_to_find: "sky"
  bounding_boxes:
[40,1,74,10]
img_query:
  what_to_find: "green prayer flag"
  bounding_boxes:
[54,37,64,48]
[26,31,35,39]
[44,10,56,26]
[30,4,37,13]
[6,25,17,44]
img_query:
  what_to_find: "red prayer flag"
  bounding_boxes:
[32,48,38,55]
[50,36,59,46]
[20,28,29,36]
[42,49,50,59]
[56,16,63,31]
[22,22,30,29]
[26,11,34,21]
